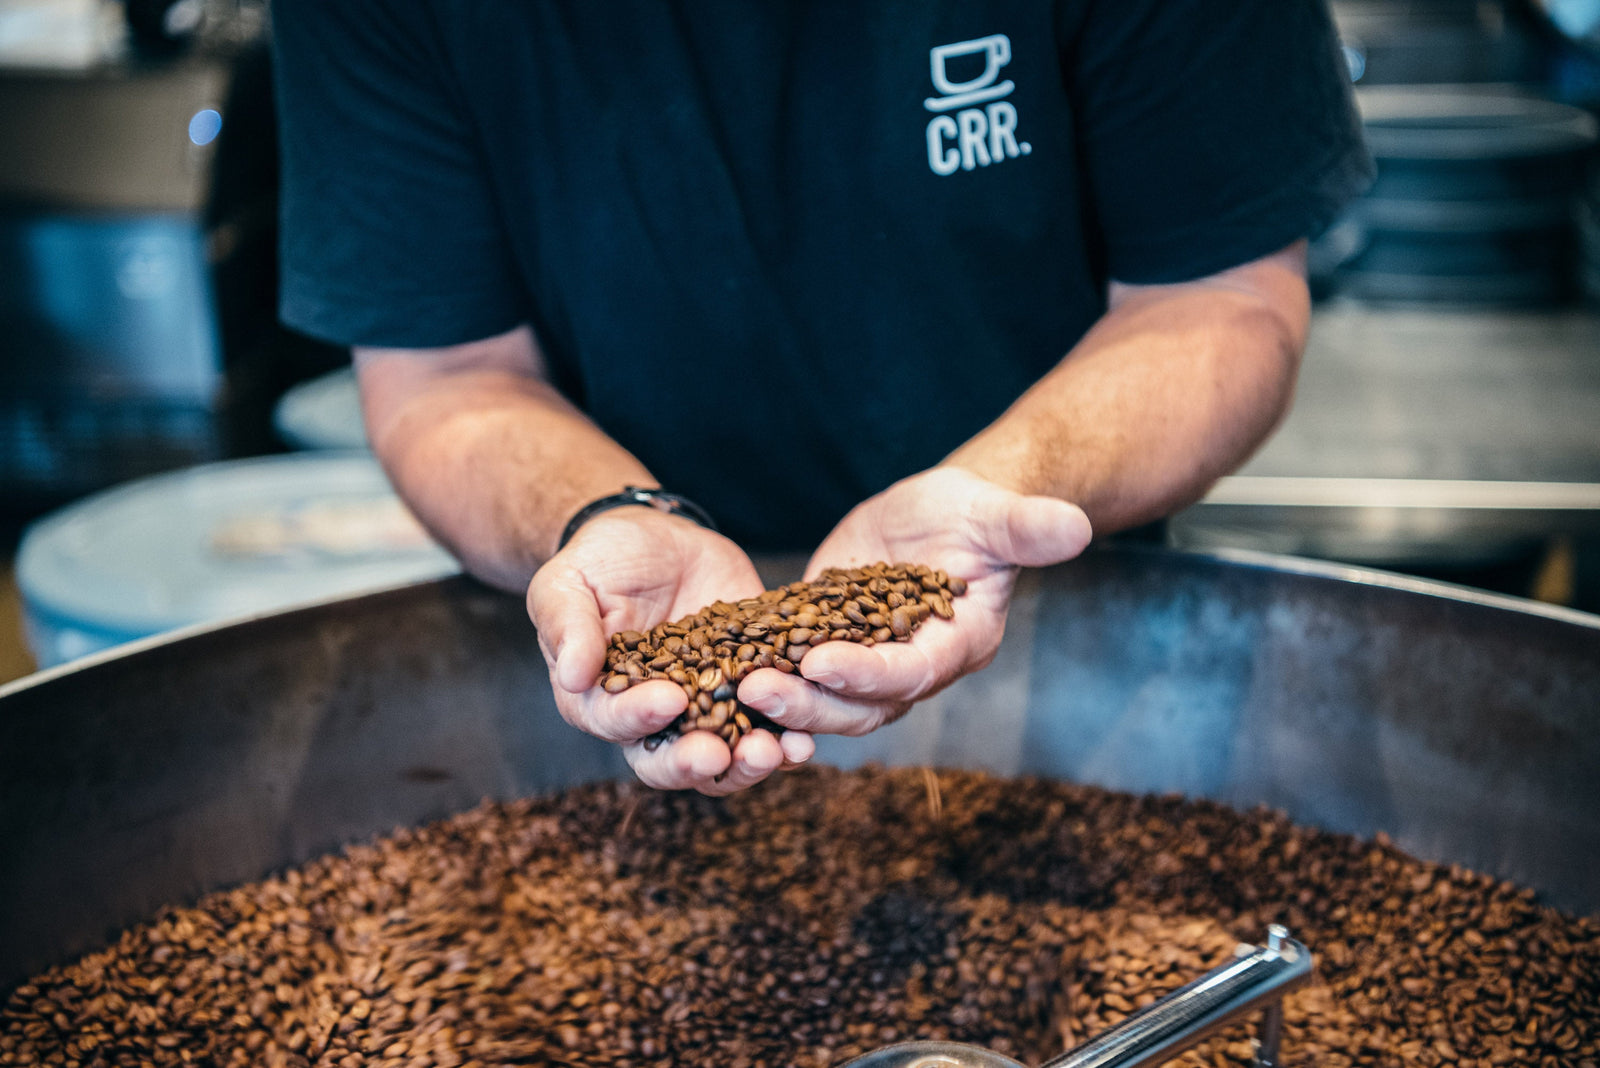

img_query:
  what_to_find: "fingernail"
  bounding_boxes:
[806,670,841,688]
[755,695,785,718]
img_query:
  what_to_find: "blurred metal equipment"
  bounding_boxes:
[0,8,337,516]
[14,453,457,667]
[1175,302,1600,566]
[1330,0,1538,85]
[840,927,1313,1068]
[0,55,231,509]
[2,546,1596,988]
[1326,85,1597,306]
[273,367,367,450]
[842,1042,1029,1068]
[1038,928,1311,1068]
[1582,162,1600,302]
[1530,0,1600,53]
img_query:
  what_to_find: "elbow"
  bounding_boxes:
[1260,280,1310,382]
[1220,253,1311,442]
[1245,290,1307,434]
[1194,276,1311,484]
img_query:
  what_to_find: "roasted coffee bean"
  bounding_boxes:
[6,767,1595,1068]
[596,564,969,748]
[889,608,914,638]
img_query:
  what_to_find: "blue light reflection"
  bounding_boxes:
[1342,44,1367,83]
[188,109,223,146]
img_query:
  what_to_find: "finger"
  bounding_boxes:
[739,669,907,737]
[528,565,607,694]
[969,491,1093,568]
[778,730,816,768]
[695,729,786,797]
[563,679,687,744]
[794,640,942,702]
[625,730,732,790]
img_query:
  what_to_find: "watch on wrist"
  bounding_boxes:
[557,486,719,550]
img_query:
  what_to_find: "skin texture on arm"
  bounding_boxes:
[740,241,1312,736]
[355,326,814,795]
[354,325,649,591]
[945,241,1311,529]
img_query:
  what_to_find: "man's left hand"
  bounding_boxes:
[737,467,1092,736]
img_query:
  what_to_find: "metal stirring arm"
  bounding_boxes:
[1040,926,1313,1068]
[839,927,1313,1068]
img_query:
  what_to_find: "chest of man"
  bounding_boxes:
[436,1,1099,347]
[428,1,1105,546]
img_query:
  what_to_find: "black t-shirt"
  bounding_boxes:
[273,0,1371,551]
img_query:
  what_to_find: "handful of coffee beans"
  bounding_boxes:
[601,562,967,748]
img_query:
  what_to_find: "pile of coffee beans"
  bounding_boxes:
[601,563,967,748]
[3,766,1596,1068]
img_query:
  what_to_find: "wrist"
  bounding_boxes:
[558,486,718,551]
[939,443,1039,497]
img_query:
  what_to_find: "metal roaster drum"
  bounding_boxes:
[1,548,1597,1058]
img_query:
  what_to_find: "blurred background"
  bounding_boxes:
[0,0,1597,682]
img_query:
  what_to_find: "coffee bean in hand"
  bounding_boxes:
[600,562,968,748]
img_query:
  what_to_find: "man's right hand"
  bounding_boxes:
[527,507,816,795]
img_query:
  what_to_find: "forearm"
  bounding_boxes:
[946,246,1309,535]
[357,328,653,592]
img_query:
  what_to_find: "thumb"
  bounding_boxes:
[527,566,608,694]
[969,489,1093,568]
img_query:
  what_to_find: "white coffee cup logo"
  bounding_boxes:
[925,34,1014,112]
[923,33,1030,175]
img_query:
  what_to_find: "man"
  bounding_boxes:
[272,1,1371,796]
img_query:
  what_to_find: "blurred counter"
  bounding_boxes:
[1176,301,1600,568]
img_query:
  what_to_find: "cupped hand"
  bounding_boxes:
[738,467,1092,736]
[527,508,815,795]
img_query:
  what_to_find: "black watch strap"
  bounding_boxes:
[557,486,718,550]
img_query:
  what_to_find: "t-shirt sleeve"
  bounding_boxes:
[272,0,523,348]
[1065,0,1374,285]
